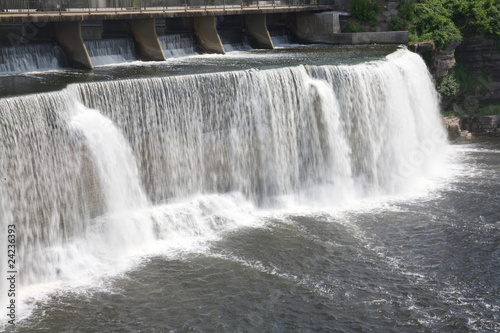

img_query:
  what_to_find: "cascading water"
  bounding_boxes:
[0,49,448,317]
[219,30,251,52]
[159,34,197,58]
[270,29,293,46]
[85,38,136,66]
[0,43,63,74]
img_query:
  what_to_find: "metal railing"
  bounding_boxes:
[0,0,334,14]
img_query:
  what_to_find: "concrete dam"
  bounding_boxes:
[0,0,407,71]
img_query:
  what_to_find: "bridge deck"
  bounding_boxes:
[0,5,331,23]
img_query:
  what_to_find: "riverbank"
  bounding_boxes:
[443,115,500,141]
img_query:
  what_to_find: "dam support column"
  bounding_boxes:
[245,14,274,49]
[130,18,166,61]
[294,12,341,43]
[101,19,165,61]
[53,21,93,70]
[193,16,225,54]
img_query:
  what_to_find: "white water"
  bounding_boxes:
[219,31,251,52]
[0,49,448,322]
[0,44,62,74]
[70,103,148,213]
[270,30,292,47]
[85,39,136,66]
[159,34,197,58]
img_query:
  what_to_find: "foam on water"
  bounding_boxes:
[0,44,62,74]
[0,48,451,326]
[159,34,197,58]
[85,39,136,66]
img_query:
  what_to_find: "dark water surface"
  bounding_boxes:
[0,45,499,332]
[0,44,397,98]
[9,140,500,332]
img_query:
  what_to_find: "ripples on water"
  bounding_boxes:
[0,45,499,332]
[9,146,500,332]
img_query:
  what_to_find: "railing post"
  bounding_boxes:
[27,0,30,15]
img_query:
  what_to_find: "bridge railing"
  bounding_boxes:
[0,0,334,13]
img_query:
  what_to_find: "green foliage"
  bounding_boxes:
[443,0,494,36]
[411,1,463,50]
[399,0,416,22]
[388,17,405,31]
[474,103,500,115]
[409,32,419,43]
[403,0,500,48]
[343,22,366,32]
[438,71,460,97]
[350,0,379,25]
[440,109,456,116]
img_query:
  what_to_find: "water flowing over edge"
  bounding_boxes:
[0,44,64,74]
[0,48,449,323]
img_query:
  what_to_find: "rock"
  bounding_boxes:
[460,115,500,137]
[409,41,459,80]
[455,35,500,105]
[409,41,435,54]
[431,41,461,80]
[442,116,463,140]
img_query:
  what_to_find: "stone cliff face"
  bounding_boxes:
[454,35,500,106]
[432,41,460,80]
[412,35,500,114]
[410,41,459,80]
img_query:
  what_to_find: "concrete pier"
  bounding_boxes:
[245,14,273,49]
[193,16,225,54]
[0,5,411,71]
[54,21,93,69]
[101,18,166,61]
[130,18,166,61]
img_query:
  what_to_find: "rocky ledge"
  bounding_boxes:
[442,116,472,140]
[443,115,500,140]
[461,115,500,137]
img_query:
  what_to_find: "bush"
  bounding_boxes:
[343,22,366,32]
[350,0,379,25]
[411,1,462,49]
[475,103,500,115]
[438,71,460,97]
[404,0,500,48]
[388,17,405,31]
[399,0,416,22]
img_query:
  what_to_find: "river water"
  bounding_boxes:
[0,44,499,332]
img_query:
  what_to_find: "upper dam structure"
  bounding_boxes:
[0,0,408,70]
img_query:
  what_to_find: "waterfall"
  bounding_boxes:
[85,38,136,66]
[218,30,251,52]
[0,43,63,74]
[159,34,197,58]
[69,102,149,213]
[0,49,447,290]
[270,29,293,47]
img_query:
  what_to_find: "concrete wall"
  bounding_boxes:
[53,21,94,69]
[130,18,166,61]
[245,14,274,49]
[193,16,225,54]
[294,11,340,43]
[294,11,409,45]
[325,31,409,45]
[102,18,166,61]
